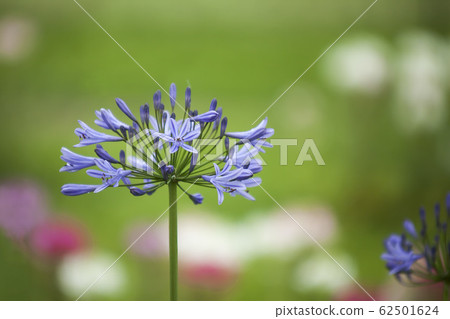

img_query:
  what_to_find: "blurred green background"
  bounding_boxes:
[0,0,449,300]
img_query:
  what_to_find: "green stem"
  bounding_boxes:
[168,182,178,301]
[444,282,449,301]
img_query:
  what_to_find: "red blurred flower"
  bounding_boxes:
[181,262,236,290]
[30,219,86,259]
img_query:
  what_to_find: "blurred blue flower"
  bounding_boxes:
[381,234,422,275]
[382,193,450,292]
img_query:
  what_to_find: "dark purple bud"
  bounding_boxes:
[128,127,138,139]
[130,187,145,196]
[403,219,417,238]
[192,110,198,117]
[424,245,432,270]
[446,193,450,214]
[431,245,437,264]
[235,170,253,181]
[169,83,177,109]
[140,103,150,127]
[209,98,217,111]
[61,184,97,196]
[213,107,222,130]
[153,90,161,110]
[224,137,230,152]
[434,203,441,227]
[95,144,119,163]
[120,126,128,139]
[400,234,407,247]
[185,87,191,110]
[191,110,219,123]
[419,207,427,237]
[188,193,203,205]
[116,98,138,123]
[170,112,176,120]
[119,150,126,165]
[220,117,228,138]
[189,152,198,173]
[162,112,168,124]
[160,163,174,181]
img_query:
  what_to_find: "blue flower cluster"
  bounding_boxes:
[381,193,450,286]
[60,84,274,205]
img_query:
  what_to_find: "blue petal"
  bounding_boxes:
[61,184,98,196]
[95,145,119,163]
[183,128,201,141]
[191,110,219,123]
[209,98,217,111]
[168,118,178,138]
[116,98,138,123]
[170,143,180,153]
[169,83,177,108]
[217,187,224,205]
[180,143,198,154]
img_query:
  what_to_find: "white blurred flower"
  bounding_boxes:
[178,212,240,269]
[0,16,37,62]
[323,36,390,95]
[284,86,324,128]
[393,31,448,133]
[57,252,126,299]
[292,253,357,293]
[236,205,338,261]
[126,212,242,268]
[124,205,337,270]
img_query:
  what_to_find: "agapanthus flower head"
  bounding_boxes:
[60,83,273,205]
[381,193,450,290]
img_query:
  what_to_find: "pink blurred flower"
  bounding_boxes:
[0,179,48,240]
[30,219,86,259]
[335,287,381,301]
[181,262,237,290]
[124,222,168,259]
